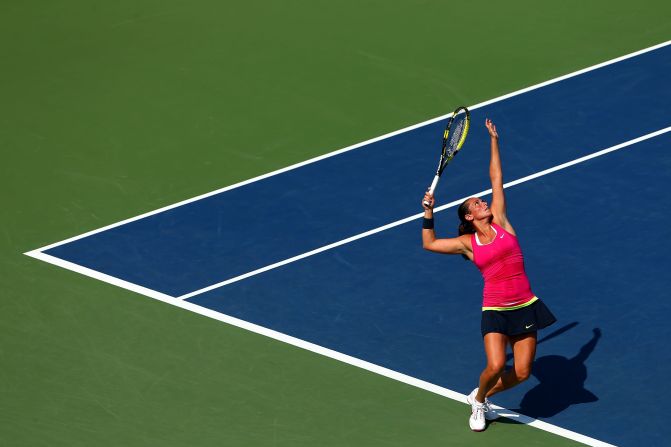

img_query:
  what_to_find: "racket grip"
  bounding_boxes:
[423,175,440,207]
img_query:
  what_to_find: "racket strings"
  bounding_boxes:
[436,107,470,175]
[446,118,466,157]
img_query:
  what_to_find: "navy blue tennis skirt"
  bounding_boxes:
[481,299,556,337]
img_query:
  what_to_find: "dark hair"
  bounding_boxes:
[457,199,475,235]
[457,199,475,260]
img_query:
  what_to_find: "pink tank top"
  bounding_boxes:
[471,222,534,309]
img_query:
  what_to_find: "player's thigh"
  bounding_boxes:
[510,332,537,376]
[483,332,508,372]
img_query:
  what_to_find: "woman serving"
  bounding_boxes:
[421,119,556,432]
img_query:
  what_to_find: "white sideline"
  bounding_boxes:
[27,39,671,254]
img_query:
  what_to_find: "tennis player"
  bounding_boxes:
[421,119,556,431]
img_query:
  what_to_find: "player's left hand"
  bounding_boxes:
[485,119,498,139]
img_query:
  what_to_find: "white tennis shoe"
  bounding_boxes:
[468,398,486,432]
[467,388,499,428]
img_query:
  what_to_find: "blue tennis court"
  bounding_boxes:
[29,43,671,446]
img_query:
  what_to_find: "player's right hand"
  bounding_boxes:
[422,192,435,210]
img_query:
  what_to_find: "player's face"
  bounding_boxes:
[468,197,492,219]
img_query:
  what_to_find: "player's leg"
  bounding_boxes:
[468,332,507,431]
[485,331,537,398]
[476,332,508,401]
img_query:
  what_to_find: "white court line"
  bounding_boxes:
[24,250,617,447]
[27,39,671,254]
[177,125,671,300]
[24,251,175,301]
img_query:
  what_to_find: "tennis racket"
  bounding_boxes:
[423,106,470,207]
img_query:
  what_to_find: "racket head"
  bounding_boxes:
[437,106,470,175]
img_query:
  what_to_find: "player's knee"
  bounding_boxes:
[516,365,532,382]
[486,361,505,376]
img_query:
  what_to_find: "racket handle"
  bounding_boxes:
[423,175,440,207]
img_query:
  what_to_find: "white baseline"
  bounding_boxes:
[21,249,620,447]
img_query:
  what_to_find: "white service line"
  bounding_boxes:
[178,125,671,300]
[27,39,671,254]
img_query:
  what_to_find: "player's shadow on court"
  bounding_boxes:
[510,326,602,418]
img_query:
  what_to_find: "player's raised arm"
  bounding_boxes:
[421,192,472,257]
[486,119,514,234]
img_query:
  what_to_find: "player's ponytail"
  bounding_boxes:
[457,199,475,260]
